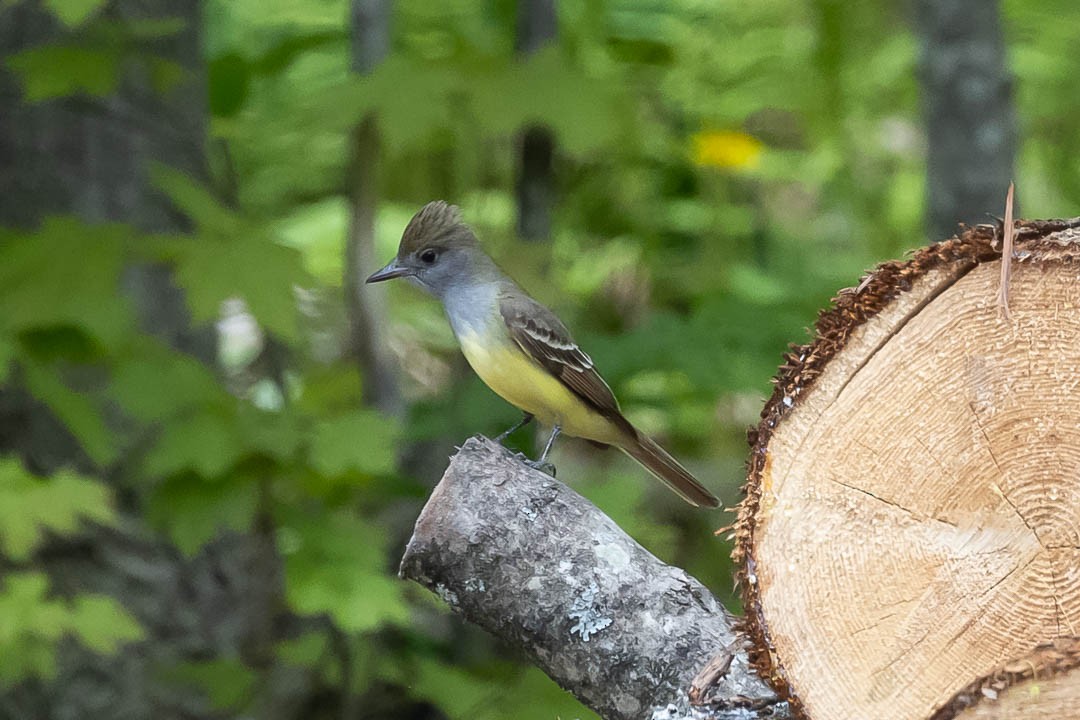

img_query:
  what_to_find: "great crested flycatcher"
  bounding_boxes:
[367,201,719,508]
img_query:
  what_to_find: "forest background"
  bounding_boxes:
[0,1,1076,718]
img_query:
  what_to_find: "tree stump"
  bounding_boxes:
[734,220,1080,720]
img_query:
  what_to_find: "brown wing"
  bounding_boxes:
[498,290,622,417]
[500,289,718,507]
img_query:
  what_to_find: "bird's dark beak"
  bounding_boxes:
[366,260,412,283]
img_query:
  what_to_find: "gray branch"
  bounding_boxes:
[399,437,787,720]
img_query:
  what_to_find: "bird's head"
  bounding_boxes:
[366,200,493,298]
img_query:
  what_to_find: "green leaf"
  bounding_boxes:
[0,573,62,682]
[309,409,399,477]
[160,658,257,710]
[172,238,305,341]
[148,475,259,555]
[275,632,328,667]
[0,335,12,384]
[274,197,349,284]
[18,326,102,364]
[325,51,630,155]
[147,169,308,341]
[409,659,490,720]
[22,363,119,466]
[294,365,363,415]
[251,30,344,76]
[149,165,240,232]
[0,219,133,344]
[409,660,600,720]
[469,48,630,155]
[237,406,303,463]
[43,0,107,26]
[148,56,188,95]
[110,345,225,421]
[68,594,143,652]
[208,52,251,118]
[7,45,121,101]
[725,263,791,305]
[143,409,242,478]
[329,57,462,152]
[0,572,142,684]
[501,667,600,720]
[0,461,114,560]
[279,510,407,632]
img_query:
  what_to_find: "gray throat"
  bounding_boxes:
[440,280,504,339]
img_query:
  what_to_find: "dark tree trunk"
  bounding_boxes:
[515,0,557,242]
[0,0,214,462]
[915,0,1016,241]
[0,1,207,232]
[515,0,557,55]
[344,0,402,415]
[0,4,295,718]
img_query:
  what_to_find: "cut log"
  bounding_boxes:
[399,437,785,720]
[733,219,1080,720]
[930,637,1080,719]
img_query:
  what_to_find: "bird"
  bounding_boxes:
[366,201,719,508]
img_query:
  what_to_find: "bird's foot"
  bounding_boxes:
[515,453,556,477]
[495,413,535,443]
[525,459,557,477]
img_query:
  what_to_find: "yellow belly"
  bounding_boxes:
[458,331,623,444]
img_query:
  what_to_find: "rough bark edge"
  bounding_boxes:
[731,217,1080,716]
[927,636,1080,719]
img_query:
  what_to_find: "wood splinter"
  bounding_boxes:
[996,181,1016,319]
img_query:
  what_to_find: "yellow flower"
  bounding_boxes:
[691,130,763,169]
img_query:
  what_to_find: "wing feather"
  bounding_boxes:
[498,289,718,507]
[498,291,622,417]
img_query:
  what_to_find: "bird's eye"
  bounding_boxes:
[419,249,438,264]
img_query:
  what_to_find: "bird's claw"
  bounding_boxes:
[523,459,557,477]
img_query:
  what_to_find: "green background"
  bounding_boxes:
[1,0,1077,718]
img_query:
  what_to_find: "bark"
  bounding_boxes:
[400,437,786,720]
[515,0,557,56]
[350,0,389,76]
[0,0,207,232]
[514,0,556,241]
[930,637,1080,720]
[915,0,1016,241]
[344,0,402,416]
[516,126,555,241]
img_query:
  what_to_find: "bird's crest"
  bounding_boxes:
[399,200,476,255]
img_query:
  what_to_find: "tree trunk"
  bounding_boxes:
[915,0,1017,241]
[515,0,557,241]
[0,4,295,718]
[734,217,1080,720]
[344,0,402,415]
[400,437,786,720]
[0,1,207,232]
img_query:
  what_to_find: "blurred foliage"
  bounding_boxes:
[2,0,1079,717]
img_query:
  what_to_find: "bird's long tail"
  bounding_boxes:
[618,430,719,508]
